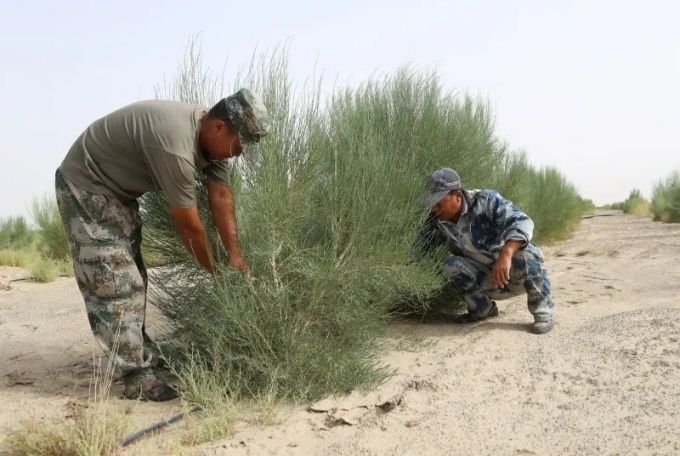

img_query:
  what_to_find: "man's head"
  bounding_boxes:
[199,88,270,160]
[421,167,465,221]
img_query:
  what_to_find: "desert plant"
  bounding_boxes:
[0,249,34,268]
[30,257,60,283]
[620,189,651,216]
[5,356,131,456]
[0,216,35,250]
[31,195,70,260]
[651,171,680,223]
[141,45,588,406]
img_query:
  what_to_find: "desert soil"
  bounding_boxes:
[1,211,679,455]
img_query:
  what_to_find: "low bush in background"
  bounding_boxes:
[651,171,680,223]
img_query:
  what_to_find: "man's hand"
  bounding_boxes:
[491,253,512,288]
[207,178,251,280]
[491,240,524,288]
[228,255,252,280]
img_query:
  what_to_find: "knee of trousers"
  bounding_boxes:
[75,244,146,301]
[443,255,485,292]
[510,249,545,281]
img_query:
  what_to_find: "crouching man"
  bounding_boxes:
[415,168,556,334]
[55,89,270,401]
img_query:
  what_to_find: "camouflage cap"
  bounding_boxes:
[419,167,463,207]
[223,88,271,144]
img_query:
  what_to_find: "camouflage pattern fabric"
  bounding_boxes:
[55,169,155,375]
[443,250,555,322]
[224,88,271,143]
[415,189,555,323]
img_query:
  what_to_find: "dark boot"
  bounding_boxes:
[453,302,499,324]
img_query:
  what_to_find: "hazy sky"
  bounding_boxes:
[1,0,678,218]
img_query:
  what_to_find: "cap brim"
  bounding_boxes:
[418,189,450,208]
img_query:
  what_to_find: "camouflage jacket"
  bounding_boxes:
[414,189,541,267]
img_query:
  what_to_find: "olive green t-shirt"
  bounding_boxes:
[59,100,231,208]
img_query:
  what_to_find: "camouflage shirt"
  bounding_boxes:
[415,189,541,267]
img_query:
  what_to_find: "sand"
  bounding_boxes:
[1,211,679,455]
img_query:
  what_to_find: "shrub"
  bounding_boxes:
[30,258,60,283]
[651,171,680,223]
[0,216,35,250]
[0,249,34,268]
[621,189,651,216]
[142,46,589,404]
[31,195,70,260]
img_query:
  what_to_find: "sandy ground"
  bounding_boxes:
[1,211,679,455]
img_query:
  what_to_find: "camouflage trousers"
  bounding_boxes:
[443,249,555,322]
[55,169,156,375]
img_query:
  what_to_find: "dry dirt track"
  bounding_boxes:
[1,211,680,455]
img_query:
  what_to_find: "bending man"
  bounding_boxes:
[56,89,269,400]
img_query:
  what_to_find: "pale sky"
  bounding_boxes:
[1,0,679,218]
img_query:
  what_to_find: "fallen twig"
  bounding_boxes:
[119,405,202,447]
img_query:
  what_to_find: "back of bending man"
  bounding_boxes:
[415,168,556,334]
[56,89,269,401]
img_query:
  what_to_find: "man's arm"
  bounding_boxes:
[206,178,250,276]
[491,239,523,288]
[170,206,216,273]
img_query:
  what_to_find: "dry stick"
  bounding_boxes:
[119,405,202,447]
[581,213,619,219]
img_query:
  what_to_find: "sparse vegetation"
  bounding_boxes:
[609,188,651,216]
[4,357,131,456]
[651,171,680,223]
[0,249,34,268]
[31,195,69,260]
[30,257,60,283]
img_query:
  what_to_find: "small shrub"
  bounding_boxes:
[57,258,75,277]
[31,195,70,260]
[0,216,35,250]
[30,258,60,283]
[0,249,34,268]
[621,189,651,216]
[651,171,680,223]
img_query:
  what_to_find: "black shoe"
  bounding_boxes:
[453,302,499,324]
[123,371,180,402]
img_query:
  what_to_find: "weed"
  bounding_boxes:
[30,258,60,283]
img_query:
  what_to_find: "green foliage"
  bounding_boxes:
[0,249,35,268]
[143,46,588,404]
[0,216,35,250]
[31,195,70,260]
[30,257,60,283]
[622,189,651,216]
[651,171,680,223]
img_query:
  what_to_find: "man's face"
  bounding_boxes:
[202,118,243,160]
[432,191,464,221]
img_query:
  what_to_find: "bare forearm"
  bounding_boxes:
[500,239,524,259]
[209,186,243,260]
[178,226,216,273]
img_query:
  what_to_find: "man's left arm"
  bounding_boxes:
[486,192,534,287]
[206,178,250,277]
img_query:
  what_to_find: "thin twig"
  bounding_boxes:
[119,405,202,447]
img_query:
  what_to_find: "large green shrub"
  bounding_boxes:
[142,47,588,402]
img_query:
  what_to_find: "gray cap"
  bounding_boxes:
[420,168,463,207]
[223,88,270,157]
